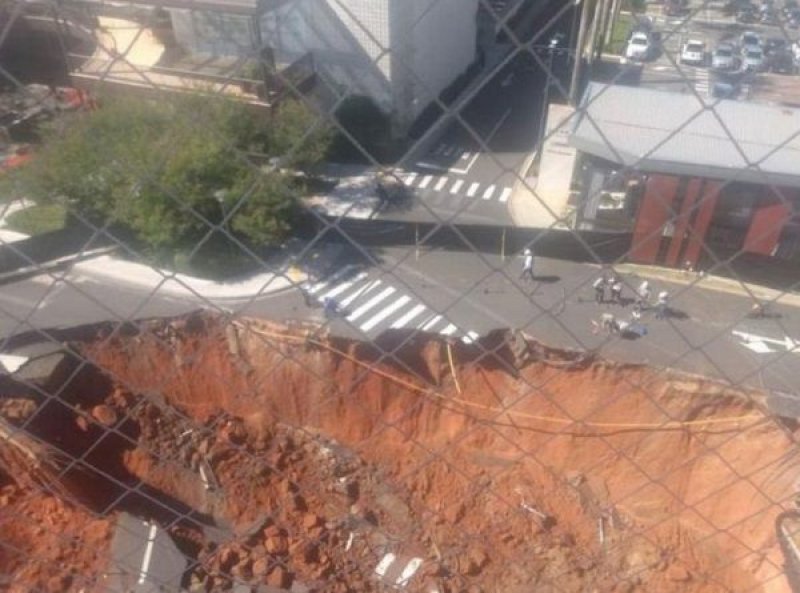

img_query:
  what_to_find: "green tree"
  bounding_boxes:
[10,92,329,252]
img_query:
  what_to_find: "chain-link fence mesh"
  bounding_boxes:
[1,0,800,591]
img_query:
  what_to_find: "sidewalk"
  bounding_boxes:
[508,104,577,229]
[68,255,301,303]
[615,262,800,308]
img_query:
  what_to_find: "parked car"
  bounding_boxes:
[740,31,762,51]
[769,49,797,73]
[763,37,787,56]
[664,0,688,16]
[680,40,707,65]
[625,31,652,61]
[712,43,738,70]
[742,46,765,70]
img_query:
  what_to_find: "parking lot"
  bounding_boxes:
[620,0,800,104]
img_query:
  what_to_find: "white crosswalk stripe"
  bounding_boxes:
[440,323,457,336]
[340,279,381,307]
[403,172,417,186]
[434,177,448,191]
[420,315,442,331]
[461,151,472,161]
[419,175,433,189]
[499,187,512,203]
[346,286,396,322]
[301,272,481,341]
[391,304,427,328]
[450,179,464,194]
[319,272,369,298]
[467,182,480,197]
[360,295,411,331]
[482,185,496,200]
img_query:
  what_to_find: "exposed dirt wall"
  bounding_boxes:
[1,313,798,592]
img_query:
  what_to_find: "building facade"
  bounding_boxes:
[169,0,480,132]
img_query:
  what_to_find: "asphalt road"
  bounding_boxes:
[260,242,800,397]
[3,241,800,399]
[382,5,577,227]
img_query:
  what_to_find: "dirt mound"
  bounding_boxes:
[1,313,799,592]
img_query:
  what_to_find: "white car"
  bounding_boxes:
[742,47,765,71]
[712,43,737,70]
[740,31,762,52]
[681,40,706,66]
[625,32,651,61]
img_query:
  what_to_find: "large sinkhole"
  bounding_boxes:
[0,312,798,593]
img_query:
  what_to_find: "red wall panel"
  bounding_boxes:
[629,174,679,264]
[743,191,794,256]
[682,180,720,266]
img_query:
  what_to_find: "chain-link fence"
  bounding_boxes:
[2,0,800,591]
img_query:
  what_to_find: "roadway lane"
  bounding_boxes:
[250,243,800,396]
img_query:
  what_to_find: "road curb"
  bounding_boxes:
[0,246,117,286]
[614,262,800,306]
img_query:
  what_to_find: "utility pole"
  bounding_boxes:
[569,0,592,106]
[604,0,621,46]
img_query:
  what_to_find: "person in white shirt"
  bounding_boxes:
[637,280,651,309]
[520,248,535,282]
[656,290,669,320]
[592,276,606,304]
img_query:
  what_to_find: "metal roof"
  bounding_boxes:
[570,82,800,188]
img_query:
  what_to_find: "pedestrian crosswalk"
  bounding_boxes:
[431,142,474,162]
[402,171,512,205]
[305,268,480,343]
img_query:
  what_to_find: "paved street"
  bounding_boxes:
[2,236,800,400]
[249,242,800,396]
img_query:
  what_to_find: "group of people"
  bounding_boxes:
[592,275,670,320]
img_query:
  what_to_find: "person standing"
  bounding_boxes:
[610,277,623,305]
[637,280,651,309]
[656,290,669,320]
[592,276,606,304]
[520,248,535,282]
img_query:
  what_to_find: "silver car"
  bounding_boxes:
[712,43,737,70]
[742,47,765,71]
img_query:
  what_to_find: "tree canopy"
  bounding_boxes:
[11,92,330,252]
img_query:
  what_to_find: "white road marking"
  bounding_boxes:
[418,175,433,189]
[434,177,448,191]
[420,315,443,331]
[439,323,457,336]
[390,304,427,328]
[308,266,358,294]
[450,179,464,194]
[403,172,417,186]
[360,295,411,331]
[732,330,800,354]
[461,151,472,161]
[346,286,396,322]
[375,553,396,577]
[499,187,512,203]
[396,557,423,587]
[462,330,480,344]
[340,279,381,307]
[482,185,496,200]
[138,522,159,584]
[320,272,368,299]
[467,182,480,197]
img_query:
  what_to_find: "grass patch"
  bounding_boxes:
[5,204,67,235]
[606,13,634,55]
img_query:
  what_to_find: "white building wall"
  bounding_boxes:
[259,0,393,111]
[169,0,478,132]
[389,0,478,127]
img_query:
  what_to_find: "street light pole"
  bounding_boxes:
[570,0,592,106]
